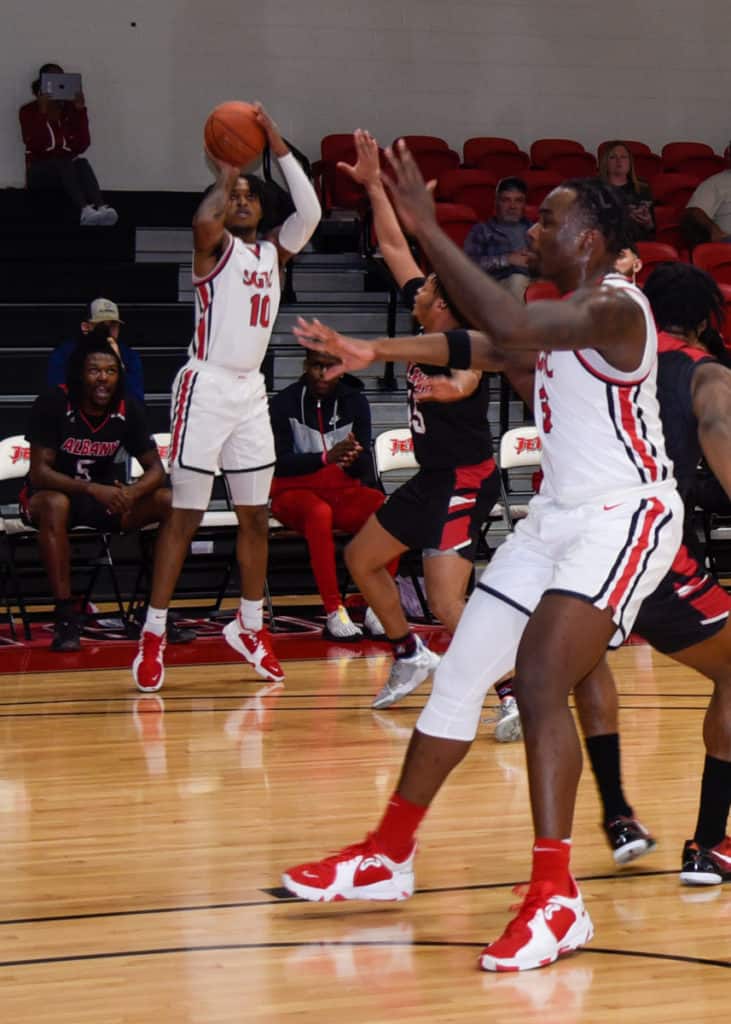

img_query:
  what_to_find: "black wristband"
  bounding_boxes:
[444,329,472,370]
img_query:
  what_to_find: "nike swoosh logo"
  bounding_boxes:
[603,503,622,511]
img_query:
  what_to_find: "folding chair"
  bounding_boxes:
[496,425,542,530]
[372,428,432,621]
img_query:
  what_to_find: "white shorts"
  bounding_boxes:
[479,485,684,648]
[168,360,275,509]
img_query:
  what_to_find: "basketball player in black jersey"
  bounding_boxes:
[338,130,503,713]
[22,339,171,651]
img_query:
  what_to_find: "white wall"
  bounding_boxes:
[4,0,731,191]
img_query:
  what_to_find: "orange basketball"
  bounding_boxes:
[204,101,267,167]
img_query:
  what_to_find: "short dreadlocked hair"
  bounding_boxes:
[643,262,726,335]
[432,274,468,325]
[561,177,629,256]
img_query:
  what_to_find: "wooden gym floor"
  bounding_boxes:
[0,641,729,1022]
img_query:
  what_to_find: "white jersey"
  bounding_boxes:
[189,234,280,375]
[534,274,674,506]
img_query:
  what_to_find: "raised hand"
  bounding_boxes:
[383,140,437,237]
[337,129,381,186]
[293,317,376,378]
[204,148,240,183]
[253,101,288,157]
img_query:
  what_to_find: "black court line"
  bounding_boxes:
[0,868,680,928]
[0,939,728,971]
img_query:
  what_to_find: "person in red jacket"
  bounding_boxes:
[19,63,117,227]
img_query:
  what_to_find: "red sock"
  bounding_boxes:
[530,837,573,896]
[372,792,427,862]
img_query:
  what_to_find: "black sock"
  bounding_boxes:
[584,733,633,823]
[390,632,417,660]
[496,678,514,700]
[54,599,75,623]
[694,754,731,849]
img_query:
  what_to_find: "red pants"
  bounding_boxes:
[270,483,389,614]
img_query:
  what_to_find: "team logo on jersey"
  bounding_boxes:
[61,438,121,457]
[243,269,274,289]
[535,351,554,377]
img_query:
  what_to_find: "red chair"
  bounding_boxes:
[717,283,731,350]
[672,155,726,183]
[653,206,688,255]
[525,280,561,302]
[634,152,663,183]
[650,174,699,211]
[530,138,585,168]
[597,140,653,159]
[391,135,449,153]
[692,243,731,285]
[474,150,530,179]
[410,148,460,183]
[661,142,715,170]
[437,170,496,221]
[523,170,563,206]
[524,204,540,223]
[544,152,598,177]
[463,137,519,166]
[316,135,368,215]
[433,203,478,249]
[635,241,679,286]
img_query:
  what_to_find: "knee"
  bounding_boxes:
[303,503,333,538]
[428,591,462,629]
[239,505,269,538]
[32,491,70,531]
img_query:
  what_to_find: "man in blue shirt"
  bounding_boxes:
[463,177,533,301]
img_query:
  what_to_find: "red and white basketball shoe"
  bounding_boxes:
[223,615,285,683]
[282,835,416,902]
[479,878,593,972]
[132,630,166,693]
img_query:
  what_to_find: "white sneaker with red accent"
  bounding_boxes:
[132,630,166,692]
[282,835,416,902]
[479,879,593,972]
[223,615,285,683]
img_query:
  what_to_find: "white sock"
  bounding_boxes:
[239,598,263,632]
[144,605,168,636]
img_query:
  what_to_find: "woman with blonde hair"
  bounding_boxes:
[599,140,655,240]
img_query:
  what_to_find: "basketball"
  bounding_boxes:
[204,101,267,167]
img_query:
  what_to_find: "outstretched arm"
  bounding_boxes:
[693,361,731,499]
[256,104,320,265]
[339,129,421,288]
[192,155,240,278]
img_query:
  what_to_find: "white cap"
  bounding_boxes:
[88,297,123,324]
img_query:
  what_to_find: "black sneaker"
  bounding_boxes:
[604,815,657,865]
[680,837,731,885]
[50,617,81,652]
[166,620,196,645]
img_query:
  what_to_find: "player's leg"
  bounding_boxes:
[282,580,530,902]
[574,657,656,864]
[26,490,78,650]
[422,551,472,634]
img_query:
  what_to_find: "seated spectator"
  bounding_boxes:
[598,140,654,241]
[21,338,170,652]
[614,244,643,284]
[269,350,391,641]
[463,177,533,301]
[19,63,117,227]
[684,149,731,244]
[48,298,145,404]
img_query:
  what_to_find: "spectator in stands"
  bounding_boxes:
[48,298,145,404]
[463,177,533,300]
[19,62,118,227]
[684,147,731,244]
[21,337,170,652]
[598,141,654,241]
[614,245,642,285]
[269,349,389,640]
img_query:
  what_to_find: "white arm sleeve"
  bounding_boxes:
[276,151,321,254]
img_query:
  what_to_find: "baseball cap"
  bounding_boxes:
[87,297,123,324]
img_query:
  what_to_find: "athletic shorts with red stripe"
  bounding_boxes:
[633,542,731,654]
[375,458,499,562]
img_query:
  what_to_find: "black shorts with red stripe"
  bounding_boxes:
[376,458,499,563]
[634,543,731,654]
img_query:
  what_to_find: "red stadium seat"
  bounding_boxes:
[543,152,598,177]
[409,148,460,183]
[316,135,368,215]
[392,135,449,153]
[525,280,561,302]
[463,137,520,166]
[433,202,478,250]
[523,170,563,206]
[634,152,663,183]
[717,283,731,350]
[671,155,726,183]
[635,241,679,286]
[650,173,699,211]
[653,206,688,255]
[661,141,715,170]
[597,140,653,159]
[530,138,585,168]
[474,150,530,179]
[437,170,496,221]
[692,243,731,285]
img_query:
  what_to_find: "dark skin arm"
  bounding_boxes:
[30,447,164,515]
[684,206,726,243]
[382,141,646,372]
[192,157,240,279]
[692,361,731,498]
